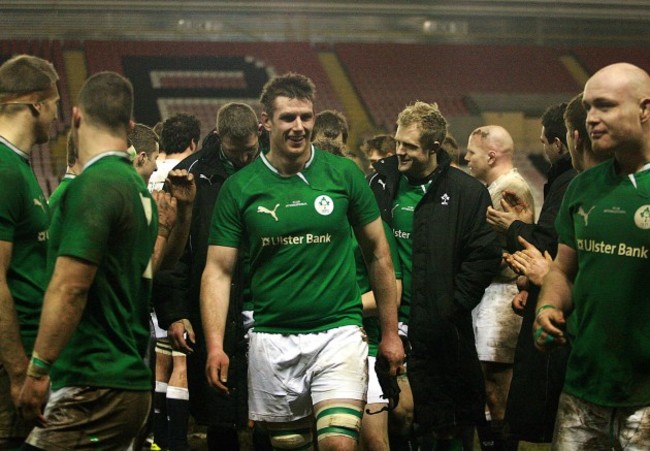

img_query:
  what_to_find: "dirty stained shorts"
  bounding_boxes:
[553,392,650,451]
[472,282,523,364]
[25,386,151,451]
[248,325,368,423]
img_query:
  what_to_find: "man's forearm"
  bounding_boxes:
[162,204,192,269]
[537,263,573,314]
[0,283,28,379]
[367,255,399,336]
[152,234,168,275]
[200,270,231,353]
[32,280,88,365]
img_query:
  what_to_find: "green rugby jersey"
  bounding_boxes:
[209,147,380,333]
[0,138,49,354]
[556,159,650,406]
[48,173,75,212]
[356,221,402,357]
[48,153,157,391]
[392,176,430,324]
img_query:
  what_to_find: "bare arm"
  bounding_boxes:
[18,256,97,424]
[362,279,402,317]
[151,190,177,274]
[161,170,196,269]
[200,245,238,393]
[0,240,29,406]
[354,217,403,375]
[533,244,577,351]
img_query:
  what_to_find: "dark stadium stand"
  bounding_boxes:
[1,38,647,197]
[83,41,345,133]
[571,46,650,74]
[335,43,582,130]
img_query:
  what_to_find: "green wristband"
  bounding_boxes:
[27,351,53,378]
[30,356,52,370]
[535,304,558,318]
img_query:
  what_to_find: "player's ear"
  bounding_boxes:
[261,112,272,132]
[640,97,650,123]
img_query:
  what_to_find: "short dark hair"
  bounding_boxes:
[160,113,201,155]
[564,94,587,143]
[441,133,459,163]
[313,137,345,156]
[259,72,316,116]
[541,102,568,147]
[128,123,158,157]
[0,54,59,115]
[78,71,133,134]
[312,110,349,144]
[397,101,447,152]
[216,102,259,140]
[361,134,396,157]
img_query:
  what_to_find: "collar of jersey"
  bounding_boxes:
[83,151,130,170]
[260,144,315,184]
[0,135,29,161]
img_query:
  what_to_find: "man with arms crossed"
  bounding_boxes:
[201,73,403,451]
[535,62,650,449]
[18,71,158,449]
[0,54,59,449]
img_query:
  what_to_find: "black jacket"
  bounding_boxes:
[369,152,501,432]
[155,142,249,428]
[505,152,575,442]
[505,153,576,255]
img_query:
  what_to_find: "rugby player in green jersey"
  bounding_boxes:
[18,72,157,449]
[201,73,403,451]
[0,54,59,448]
[535,63,650,449]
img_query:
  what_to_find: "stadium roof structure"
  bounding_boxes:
[1,0,649,45]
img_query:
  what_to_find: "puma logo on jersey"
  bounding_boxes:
[378,179,386,190]
[578,205,595,226]
[257,204,280,222]
[33,198,45,213]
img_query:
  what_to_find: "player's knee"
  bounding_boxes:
[316,404,363,443]
[268,428,313,450]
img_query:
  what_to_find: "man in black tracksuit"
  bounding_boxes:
[155,103,268,450]
[368,101,501,447]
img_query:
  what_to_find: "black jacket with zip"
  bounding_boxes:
[154,138,249,429]
[369,151,501,432]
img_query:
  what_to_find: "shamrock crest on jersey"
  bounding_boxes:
[314,195,334,216]
[634,205,650,230]
[257,204,280,222]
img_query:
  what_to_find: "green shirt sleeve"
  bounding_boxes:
[208,177,243,248]
[346,161,380,228]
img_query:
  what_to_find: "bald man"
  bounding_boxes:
[465,125,535,450]
[534,63,650,449]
